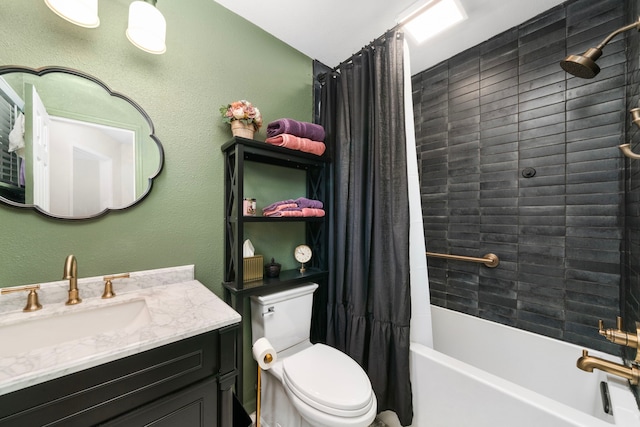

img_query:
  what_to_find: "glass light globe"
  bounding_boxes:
[126,1,167,54]
[44,0,100,28]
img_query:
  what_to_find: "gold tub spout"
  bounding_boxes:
[577,350,640,385]
[63,254,81,305]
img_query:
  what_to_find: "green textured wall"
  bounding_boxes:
[0,0,312,292]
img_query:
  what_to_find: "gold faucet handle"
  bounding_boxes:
[598,316,639,349]
[1,284,43,312]
[102,273,130,299]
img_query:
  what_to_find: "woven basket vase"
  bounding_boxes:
[231,120,255,139]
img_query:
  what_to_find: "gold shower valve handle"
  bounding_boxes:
[1,284,43,312]
[598,316,640,349]
[618,143,640,160]
[619,108,640,160]
[102,273,130,299]
[630,107,640,127]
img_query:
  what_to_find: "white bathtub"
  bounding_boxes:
[405,306,640,427]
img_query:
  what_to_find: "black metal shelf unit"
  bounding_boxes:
[220,136,330,399]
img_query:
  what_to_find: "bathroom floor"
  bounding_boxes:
[376,411,401,427]
[369,417,389,426]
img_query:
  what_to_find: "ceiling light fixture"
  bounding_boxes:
[126,0,167,55]
[398,0,467,44]
[44,0,166,54]
[44,0,100,28]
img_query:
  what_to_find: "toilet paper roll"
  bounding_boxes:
[252,337,277,370]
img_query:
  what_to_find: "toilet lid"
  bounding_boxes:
[282,344,373,415]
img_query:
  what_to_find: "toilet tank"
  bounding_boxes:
[250,283,318,353]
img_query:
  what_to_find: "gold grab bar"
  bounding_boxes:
[426,252,499,268]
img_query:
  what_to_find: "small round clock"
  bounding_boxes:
[294,244,312,273]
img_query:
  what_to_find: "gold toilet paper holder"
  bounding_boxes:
[256,353,274,427]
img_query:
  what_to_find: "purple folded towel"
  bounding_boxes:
[266,118,326,141]
[294,197,323,209]
[262,199,295,212]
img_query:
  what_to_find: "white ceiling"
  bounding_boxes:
[214,0,567,75]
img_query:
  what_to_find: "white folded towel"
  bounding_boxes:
[8,112,25,158]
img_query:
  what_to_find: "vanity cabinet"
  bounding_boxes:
[0,325,238,427]
[221,137,330,398]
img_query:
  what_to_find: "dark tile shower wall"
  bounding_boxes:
[625,0,640,363]
[412,0,627,354]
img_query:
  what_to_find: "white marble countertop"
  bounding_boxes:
[0,265,241,396]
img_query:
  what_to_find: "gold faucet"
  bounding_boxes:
[63,254,81,305]
[577,349,640,385]
[577,316,640,384]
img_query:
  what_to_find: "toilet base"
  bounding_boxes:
[258,370,313,427]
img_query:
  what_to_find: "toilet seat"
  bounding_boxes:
[282,344,374,417]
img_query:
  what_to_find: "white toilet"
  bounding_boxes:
[250,283,377,427]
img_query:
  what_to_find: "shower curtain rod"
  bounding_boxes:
[426,252,500,268]
[329,25,403,73]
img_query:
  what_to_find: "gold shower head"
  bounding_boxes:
[560,47,602,79]
[560,18,640,79]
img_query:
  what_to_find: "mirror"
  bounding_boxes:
[0,66,163,220]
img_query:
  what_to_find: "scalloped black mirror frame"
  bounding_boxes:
[0,65,164,220]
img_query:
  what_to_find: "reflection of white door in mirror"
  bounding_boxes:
[31,86,50,212]
[48,117,135,217]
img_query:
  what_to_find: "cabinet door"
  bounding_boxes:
[100,377,218,427]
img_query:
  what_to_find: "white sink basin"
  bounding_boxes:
[0,299,151,357]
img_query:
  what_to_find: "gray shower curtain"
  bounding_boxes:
[319,29,412,426]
